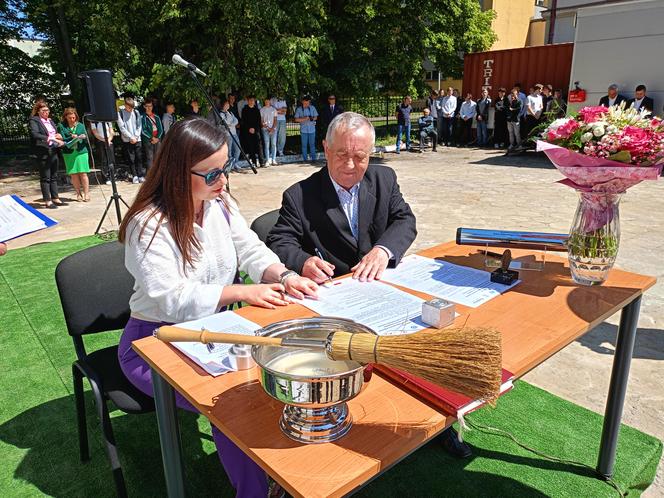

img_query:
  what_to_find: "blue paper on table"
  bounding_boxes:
[0,194,58,242]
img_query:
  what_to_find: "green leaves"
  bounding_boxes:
[10,0,496,109]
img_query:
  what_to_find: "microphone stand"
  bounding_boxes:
[184,69,257,191]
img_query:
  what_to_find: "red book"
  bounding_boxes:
[373,364,514,418]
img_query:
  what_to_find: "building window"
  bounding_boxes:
[425,70,439,81]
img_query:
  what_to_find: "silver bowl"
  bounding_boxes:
[252,317,375,443]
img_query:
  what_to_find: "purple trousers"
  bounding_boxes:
[119,317,268,497]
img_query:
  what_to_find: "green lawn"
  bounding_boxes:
[0,235,660,497]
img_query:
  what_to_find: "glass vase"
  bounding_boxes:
[567,192,621,286]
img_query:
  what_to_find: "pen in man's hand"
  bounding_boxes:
[314,248,334,284]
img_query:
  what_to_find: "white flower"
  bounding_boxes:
[547,118,571,131]
[593,126,605,137]
[581,132,593,143]
[607,125,618,134]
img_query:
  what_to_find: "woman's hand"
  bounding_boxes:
[284,275,318,300]
[241,283,289,309]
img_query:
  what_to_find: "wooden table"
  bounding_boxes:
[133,242,655,497]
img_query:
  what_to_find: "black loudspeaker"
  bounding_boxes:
[79,69,117,122]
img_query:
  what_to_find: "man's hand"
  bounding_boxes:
[249,127,255,134]
[0,242,7,256]
[130,138,137,144]
[151,137,159,144]
[301,256,335,283]
[351,247,389,282]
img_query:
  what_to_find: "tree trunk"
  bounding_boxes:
[47,3,80,105]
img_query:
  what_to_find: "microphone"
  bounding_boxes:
[172,54,207,77]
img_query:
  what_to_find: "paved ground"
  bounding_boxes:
[3,147,663,495]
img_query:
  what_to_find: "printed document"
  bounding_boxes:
[171,311,261,376]
[0,194,57,242]
[381,254,519,308]
[292,278,427,335]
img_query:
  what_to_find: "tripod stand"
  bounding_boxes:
[94,122,129,234]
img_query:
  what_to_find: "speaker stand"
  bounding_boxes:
[94,124,129,234]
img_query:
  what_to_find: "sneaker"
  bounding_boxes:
[132,176,139,184]
[139,177,146,183]
[105,180,112,185]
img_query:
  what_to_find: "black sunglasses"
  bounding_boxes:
[191,163,230,186]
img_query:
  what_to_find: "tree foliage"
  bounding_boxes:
[9,0,495,109]
[0,1,60,112]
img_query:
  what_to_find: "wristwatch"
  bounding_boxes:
[279,270,298,286]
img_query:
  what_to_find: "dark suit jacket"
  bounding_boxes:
[599,94,626,108]
[627,96,654,116]
[319,104,344,136]
[267,165,417,277]
[28,115,57,150]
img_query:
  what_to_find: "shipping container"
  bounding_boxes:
[462,43,574,102]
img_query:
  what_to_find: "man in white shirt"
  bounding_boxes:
[91,121,115,184]
[436,87,457,146]
[459,94,477,146]
[117,96,144,183]
[270,96,288,156]
[627,84,654,118]
[525,84,543,141]
[260,98,278,165]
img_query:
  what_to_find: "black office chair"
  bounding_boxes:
[55,241,155,498]
[250,208,280,243]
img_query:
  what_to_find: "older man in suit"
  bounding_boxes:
[267,112,472,457]
[599,83,627,108]
[267,112,416,282]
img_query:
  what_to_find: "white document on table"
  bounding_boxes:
[380,254,520,308]
[292,278,427,335]
[0,194,57,242]
[170,311,261,376]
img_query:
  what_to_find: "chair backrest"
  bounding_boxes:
[250,209,280,243]
[55,241,134,338]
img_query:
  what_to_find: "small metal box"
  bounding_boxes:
[422,298,456,329]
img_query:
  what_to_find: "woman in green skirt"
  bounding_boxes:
[58,108,91,202]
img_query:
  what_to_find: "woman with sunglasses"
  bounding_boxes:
[118,118,317,498]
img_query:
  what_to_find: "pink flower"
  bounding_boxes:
[579,106,608,124]
[556,119,580,139]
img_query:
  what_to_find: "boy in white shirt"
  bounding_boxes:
[260,98,278,165]
[270,96,288,156]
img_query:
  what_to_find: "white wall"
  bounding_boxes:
[568,0,664,116]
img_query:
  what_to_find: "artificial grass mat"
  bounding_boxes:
[0,235,660,497]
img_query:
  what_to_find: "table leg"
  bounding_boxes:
[596,295,641,479]
[151,368,186,497]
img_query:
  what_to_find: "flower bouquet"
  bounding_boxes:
[536,104,664,285]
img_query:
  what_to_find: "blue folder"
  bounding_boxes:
[1,195,58,242]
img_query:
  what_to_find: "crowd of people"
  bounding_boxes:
[26,91,347,206]
[26,82,658,209]
[396,83,568,153]
[407,82,657,154]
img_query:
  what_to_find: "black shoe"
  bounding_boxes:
[46,203,58,209]
[440,427,472,459]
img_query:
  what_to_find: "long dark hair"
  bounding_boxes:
[118,118,228,270]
